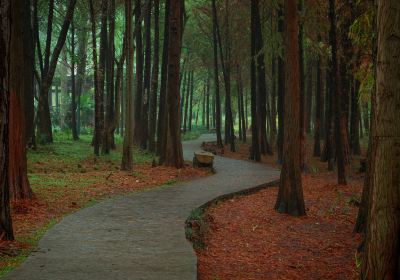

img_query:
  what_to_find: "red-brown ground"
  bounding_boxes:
[197,174,362,280]
[198,140,364,280]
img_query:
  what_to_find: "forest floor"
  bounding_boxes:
[0,133,208,276]
[198,137,366,279]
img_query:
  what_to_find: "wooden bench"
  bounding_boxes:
[193,151,214,169]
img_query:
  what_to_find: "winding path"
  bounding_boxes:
[5,134,280,280]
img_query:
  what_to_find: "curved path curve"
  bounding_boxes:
[5,134,280,280]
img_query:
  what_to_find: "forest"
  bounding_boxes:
[0,0,399,279]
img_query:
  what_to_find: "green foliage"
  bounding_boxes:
[182,126,209,141]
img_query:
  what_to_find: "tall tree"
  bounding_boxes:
[134,0,144,144]
[8,0,33,200]
[328,0,347,185]
[148,0,160,152]
[141,0,152,149]
[90,0,101,156]
[157,0,170,160]
[70,22,79,140]
[36,0,77,144]
[276,7,285,164]
[313,54,322,157]
[121,0,134,170]
[164,0,184,168]
[361,1,400,278]
[211,0,223,148]
[103,0,117,154]
[275,0,306,216]
[0,0,14,240]
[250,0,260,162]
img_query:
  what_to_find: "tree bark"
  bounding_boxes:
[350,79,361,155]
[0,0,15,239]
[164,0,184,168]
[277,7,285,164]
[148,0,160,152]
[134,0,144,145]
[141,0,152,150]
[274,0,306,217]
[313,55,322,157]
[70,22,79,141]
[361,1,400,277]
[121,0,134,171]
[103,0,116,154]
[9,0,33,200]
[250,0,260,162]
[157,0,170,159]
[211,0,223,148]
[329,0,347,185]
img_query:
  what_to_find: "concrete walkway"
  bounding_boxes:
[5,134,280,280]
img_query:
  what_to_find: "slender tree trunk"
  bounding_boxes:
[329,0,347,185]
[141,0,152,150]
[183,71,190,133]
[277,7,285,164]
[206,77,210,131]
[181,70,187,128]
[254,0,272,155]
[103,0,116,154]
[157,0,170,160]
[134,0,144,144]
[70,22,79,141]
[211,0,223,148]
[148,0,160,152]
[121,0,134,170]
[313,55,322,157]
[23,0,35,147]
[275,0,305,216]
[250,0,260,162]
[75,18,88,138]
[361,1,400,277]
[189,71,194,131]
[164,0,184,168]
[350,79,361,155]
[0,0,14,239]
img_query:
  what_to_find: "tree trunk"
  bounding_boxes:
[329,0,347,184]
[250,0,260,162]
[23,0,35,147]
[254,0,272,155]
[148,0,159,152]
[121,0,134,170]
[313,56,322,157]
[103,0,116,154]
[350,79,361,155]
[277,7,285,164]
[134,0,144,145]
[274,0,306,217]
[0,0,15,240]
[211,0,223,148]
[75,17,89,138]
[183,71,190,133]
[361,1,400,277]
[70,22,79,141]
[189,71,194,131]
[164,0,184,168]
[141,0,152,150]
[157,0,170,160]
[9,0,33,201]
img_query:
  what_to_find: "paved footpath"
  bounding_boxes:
[5,134,279,280]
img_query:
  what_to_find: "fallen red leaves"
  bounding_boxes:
[197,173,362,280]
[1,162,208,271]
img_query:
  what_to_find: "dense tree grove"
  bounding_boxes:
[0,0,398,278]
